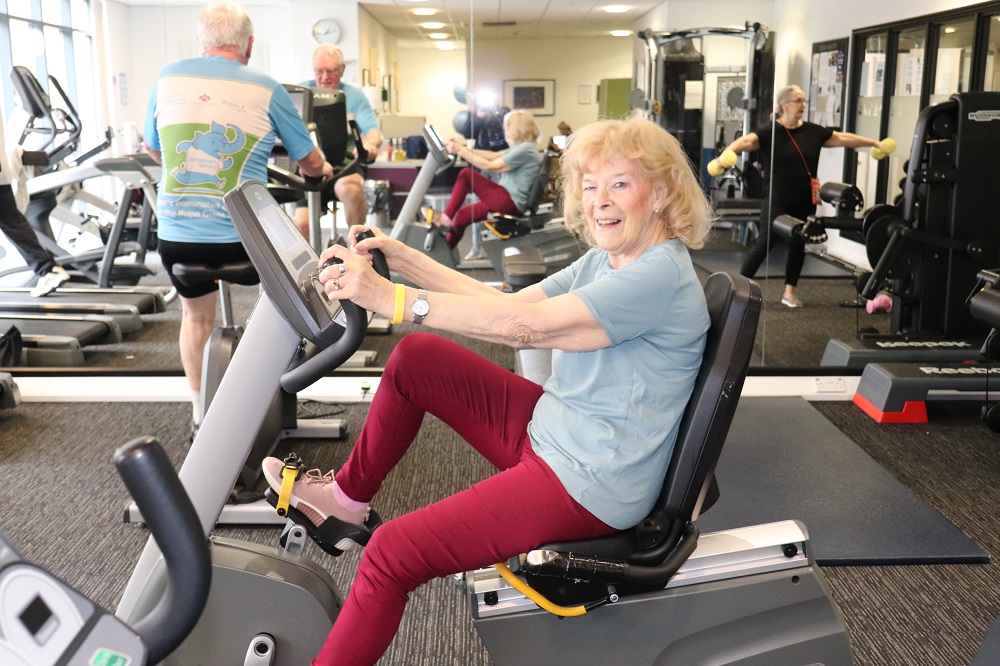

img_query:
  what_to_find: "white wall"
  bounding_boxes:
[466,37,633,141]
[393,46,467,137]
[107,2,362,137]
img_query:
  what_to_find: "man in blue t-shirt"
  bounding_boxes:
[144,2,333,428]
[295,44,383,236]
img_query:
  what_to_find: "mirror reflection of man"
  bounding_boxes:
[295,44,383,237]
[144,1,332,431]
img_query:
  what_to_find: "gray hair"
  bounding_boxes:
[312,44,345,65]
[198,2,253,55]
[774,85,805,118]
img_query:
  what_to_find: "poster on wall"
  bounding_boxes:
[809,38,848,129]
[503,80,555,116]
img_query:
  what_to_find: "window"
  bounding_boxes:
[886,27,926,205]
[932,18,975,103]
[847,2,1000,205]
[853,33,887,208]
[986,15,1000,91]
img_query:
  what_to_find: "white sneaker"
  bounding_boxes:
[463,247,487,262]
[31,266,70,297]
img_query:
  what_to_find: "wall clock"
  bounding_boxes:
[312,18,342,45]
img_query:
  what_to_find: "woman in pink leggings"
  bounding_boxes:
[262,114,714,665]
[432,109,542,248]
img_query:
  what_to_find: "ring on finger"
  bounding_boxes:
[331,278,341,291]
[338,264,347,276]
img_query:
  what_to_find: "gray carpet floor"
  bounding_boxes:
[3,395,1000,664]
[3,235,1000,664]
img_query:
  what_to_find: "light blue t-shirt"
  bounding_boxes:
[299,80,379,135]
[499,141,542,212]
[145,56,315,243]
[528,240,709,529]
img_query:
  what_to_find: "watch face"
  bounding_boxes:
[312,19,341,44]
[413,299,430,317]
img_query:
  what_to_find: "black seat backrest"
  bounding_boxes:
[521,150,555,216]
[538,272,761,566]
[655,273,760,516]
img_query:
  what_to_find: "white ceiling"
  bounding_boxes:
[117,1,664,42]
[359,0,663,41]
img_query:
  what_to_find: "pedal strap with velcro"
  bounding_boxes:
[276,454,303,516]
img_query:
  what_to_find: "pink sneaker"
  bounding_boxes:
[262,456,366,528]
[262,456,382,555]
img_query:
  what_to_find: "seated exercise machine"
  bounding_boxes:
[387,125,460,277]
[467,273,851,665]
[117,179,851,664]
[0,437,210,665]
[117,181,390,663]
[843,92,1000,422]
[479,148,587,283]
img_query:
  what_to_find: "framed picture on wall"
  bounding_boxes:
[503,79,555,116]
[809,38,848,129]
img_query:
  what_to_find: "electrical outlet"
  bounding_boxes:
[815,377,847,393]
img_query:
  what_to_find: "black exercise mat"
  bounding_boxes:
[700,397,988,565]
[971,617,1000,666]
[692,244,852,279]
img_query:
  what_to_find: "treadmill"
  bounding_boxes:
[0,285,169,334]
[0,313,123,367]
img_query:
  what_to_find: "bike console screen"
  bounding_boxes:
[224,180,346,345]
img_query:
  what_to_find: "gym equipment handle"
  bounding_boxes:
[114,436,211,664]
[280,233,389,394]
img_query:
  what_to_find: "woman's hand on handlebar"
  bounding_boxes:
[346,224,408,266]
[317,242,394,315]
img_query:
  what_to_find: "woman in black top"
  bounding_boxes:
[720,85,883,307]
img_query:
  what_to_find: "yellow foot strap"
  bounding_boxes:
[276,461,301,516]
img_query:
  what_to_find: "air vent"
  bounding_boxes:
[481,21,517,27]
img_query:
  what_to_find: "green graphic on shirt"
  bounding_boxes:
[161,122,259,195]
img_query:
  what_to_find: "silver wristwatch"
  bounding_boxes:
[412,289,429,325]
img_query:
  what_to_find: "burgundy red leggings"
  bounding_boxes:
[443,168,520,248]
[313,333,614,665]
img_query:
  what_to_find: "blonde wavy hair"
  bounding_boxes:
[503,110,541,145]
[559,114,713,250]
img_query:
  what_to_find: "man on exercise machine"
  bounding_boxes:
[143,1,332,429]
[294,44,383,238]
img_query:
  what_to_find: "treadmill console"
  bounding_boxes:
[225,180,346,346]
